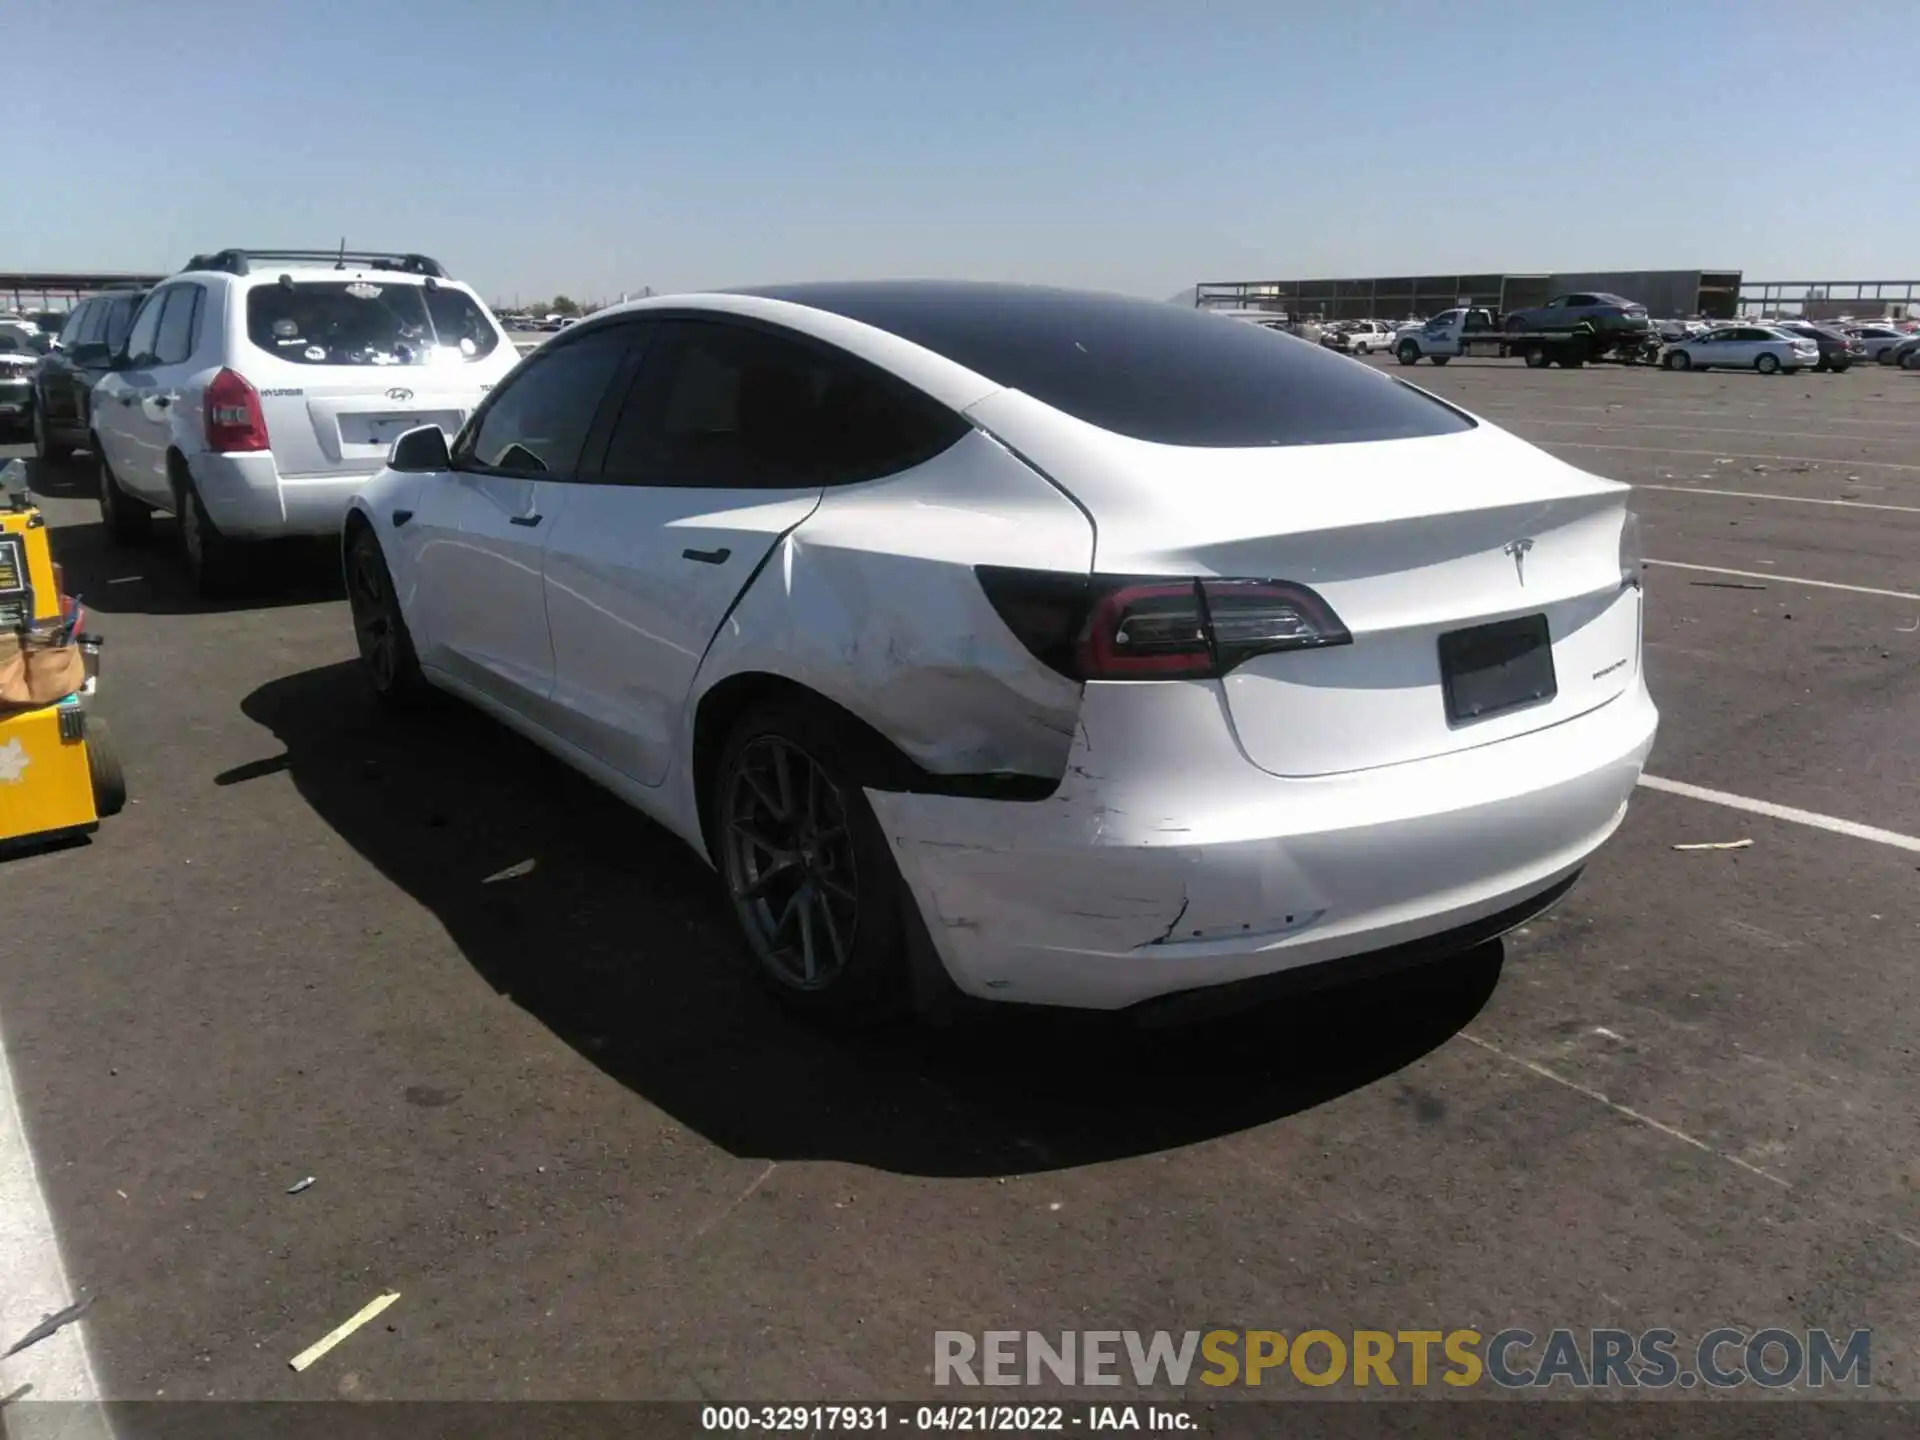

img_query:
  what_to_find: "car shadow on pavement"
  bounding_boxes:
[228,660,1506,1178]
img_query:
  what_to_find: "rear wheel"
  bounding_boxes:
[1664,349,1691,371]
[86,716,127,818]
[1903,350,1920,370]
[31,403,72,463]
[1756,353,1781,374]
[95,444,153,543]
[713,701,910,1026]
[1396,341,1421,365]
[173,462,247,596]
[1524,345,1550,368]
[1429,355,1450,366]
[345,524,430,707]
[1831,358,1851,373]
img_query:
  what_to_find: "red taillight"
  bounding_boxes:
[975,567,1352,681]
[204,368,269,453]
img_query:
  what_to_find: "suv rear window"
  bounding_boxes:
[246,281,500,367]
[733,282,1473,448]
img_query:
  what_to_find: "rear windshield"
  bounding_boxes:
[735,282,1473,448]
[246,280,500,367]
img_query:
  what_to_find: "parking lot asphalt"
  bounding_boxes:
[2,353,1919,1407]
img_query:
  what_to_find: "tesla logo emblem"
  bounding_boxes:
[1504,538,1534,584]
[386,388,414,402]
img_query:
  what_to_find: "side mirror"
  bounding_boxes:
[389,424,451,472]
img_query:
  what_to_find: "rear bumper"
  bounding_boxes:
[187,452,368,537]
[869,676,1657,1012]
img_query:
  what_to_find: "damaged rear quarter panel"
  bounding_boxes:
[689,428,1094,780]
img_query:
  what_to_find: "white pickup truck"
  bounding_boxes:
[1393,307,1658,368]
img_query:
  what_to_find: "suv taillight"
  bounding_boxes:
[205,368,269,453]
[975,567,1352,681]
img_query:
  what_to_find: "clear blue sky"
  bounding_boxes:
[7,0,1917,304]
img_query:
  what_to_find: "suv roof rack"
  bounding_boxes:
[179,248,450,279]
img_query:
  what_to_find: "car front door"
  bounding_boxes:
[403,322,634,716]
[36,300,93,433]
[91,289,169,494]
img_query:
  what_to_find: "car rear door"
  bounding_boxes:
[538,316,872,786]
[403,323,634,717]
[240,277,513,479]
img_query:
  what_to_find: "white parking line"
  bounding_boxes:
[1636,484,1920,514]
[0,1017,107,1423]
[1541,441,1920,473]
[1638,774,1920,855]
[1643,559,1920,600]
[1520,417,1920,446]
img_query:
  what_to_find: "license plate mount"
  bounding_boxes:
[1438,613,1557,725]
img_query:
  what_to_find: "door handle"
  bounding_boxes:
[509,513,542,527]
[152,395,171,409]
[682,546,731,565]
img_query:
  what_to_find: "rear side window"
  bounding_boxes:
[246,281,498,367]
[459,327,630,477]
[733,283,1471,449]
[152,285,203,365]
[597,319,968,488]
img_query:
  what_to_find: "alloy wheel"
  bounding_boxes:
[721,735,860,991]
[348,540,399,691]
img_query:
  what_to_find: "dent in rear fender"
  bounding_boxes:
[690,429,1095,778]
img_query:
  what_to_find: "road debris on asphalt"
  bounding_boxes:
[4,1296,95,1359]
[482,859,537,884]
[1672,839,1754,852]
[289,1291,401,1373]
[287,1176,316,1195]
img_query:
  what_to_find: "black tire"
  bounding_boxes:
[31,402,72,463]
[711,699,912,1026]
[1664,350,1691,371]
[86,716,127,818]
[1559,354,1586,368]
[1395,341,1421,365]
[1429,355,1450,366]
[345,523,431,708]
[95,444,153,543]
[1831,359,1851,373]
[172,463,246,596]
[1756,353,1781,374]
[1903,351,1920,371]
[1524,345,1550,369]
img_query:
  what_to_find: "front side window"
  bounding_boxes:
[152,285,203,366]
[596,319,968,489]
[246,280,500,367]
[59,302,94,346]
[102,295,141,353]
[122,290,168,365]
[459,327,631,477]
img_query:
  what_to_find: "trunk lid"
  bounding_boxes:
[968,392,1640,778]
[250,372,475,479]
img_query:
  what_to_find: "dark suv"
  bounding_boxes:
[1504,292,1651,336]
[1772,321,1861,373]
[30,287,149,461]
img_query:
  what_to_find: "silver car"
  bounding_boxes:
[1662,325,1819,375]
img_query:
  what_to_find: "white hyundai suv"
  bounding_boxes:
[89,249,520,594]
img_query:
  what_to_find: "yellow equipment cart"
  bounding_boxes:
[0,459,123,856]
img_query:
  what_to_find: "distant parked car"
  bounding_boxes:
[1848,325,1908,361]
[1771,321,1862,373]
[1662,325,1819,375]
[1505,293,1651,336]
[29,287,149,460]
[1328,320,1395,355]
[1881,334,1920,369]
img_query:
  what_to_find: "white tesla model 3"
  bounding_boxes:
[344,282,1657,1023]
